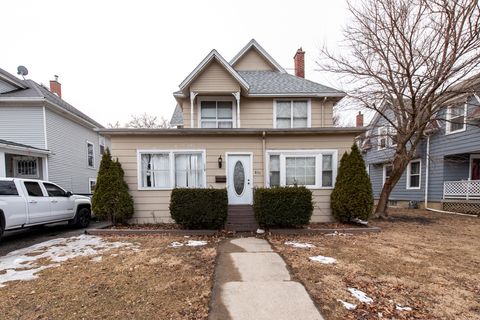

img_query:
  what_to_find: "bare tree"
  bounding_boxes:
[126,113,170,128]
[318,0,480,217]
[107,121,122,128]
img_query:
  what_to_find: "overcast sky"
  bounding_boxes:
[3,0,356,127]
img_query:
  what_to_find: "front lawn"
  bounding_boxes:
[270,209,480,319]
[0,235,217,319]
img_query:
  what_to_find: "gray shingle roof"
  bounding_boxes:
[0,138,49,151]
[0,68,104,128]
[237,71,344,97]
[170,104,184,126]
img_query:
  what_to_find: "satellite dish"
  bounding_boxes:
[17,66,29,79]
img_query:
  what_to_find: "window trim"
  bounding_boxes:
[383,164,393,186]
[273,99,312,128]
[197,96,237,128]
[406,159,422,190]
[265,149,337,189]
[377,124,397,150]
[136,149,207,190]
[445,104,467,135]
[86,141,95,169]
[88,178,97,194]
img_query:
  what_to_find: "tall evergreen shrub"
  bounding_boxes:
[92,149,134,224]
[331,144,373,222]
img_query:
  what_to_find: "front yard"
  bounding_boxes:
[0,235,217,320]
[270,209,480,319]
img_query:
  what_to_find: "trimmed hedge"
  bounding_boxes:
[253,187,313,228]
[169,188,228,229]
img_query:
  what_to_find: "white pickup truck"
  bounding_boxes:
[0,178,92,241]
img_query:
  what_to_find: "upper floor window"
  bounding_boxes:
[99,137,106,155]
[138,150,205,189]
[406,159,421,189]
[377,124,397,150]
[267,150,337,188]
[87,141,95,168]
[200,101,234,128]
[274,100,310,128]
[446,105,466,134]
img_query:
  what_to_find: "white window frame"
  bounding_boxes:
[197,96,237,128]
[377,126,388,150]
[86,141,95,169]
[273,99,312,128]
[383,164,393,186]
[265,150,337,189]
[406,159,421,190]
[446,104,467,134]
[137,149,206,190]
[13,156,39,179]
[88,178,97,193]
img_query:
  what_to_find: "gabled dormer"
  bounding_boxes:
[171,39,345,129]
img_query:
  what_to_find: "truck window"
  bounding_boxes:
[24,181,44,197]
[43,183,67,197]
[0,181,19,196]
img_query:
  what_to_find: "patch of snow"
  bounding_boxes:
[337,299,356,310]
[256,229,265,234]
[0,235,138,288]
[352,217,369,225]
[90,256,102,262]
[325,231,351,236]
[396,304,412,311]
[168,240,208,248]
[285,241,315,248]
[186,240,207,247]
[348,288,373,304]
[309,255,337,264]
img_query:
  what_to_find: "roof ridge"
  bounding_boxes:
[230,39,286,73]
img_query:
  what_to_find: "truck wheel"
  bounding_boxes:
[75,207,91,228]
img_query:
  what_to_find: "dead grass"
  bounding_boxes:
[0,235,218,320]
[270,209,480,320]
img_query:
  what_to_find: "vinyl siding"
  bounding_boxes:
[110,133,357,224]
[190,60,241,93]
[181,96,335,129]
[0,79,17,94]
[0,105,45,148]
[233,48,275,71]
[45,109,102,193]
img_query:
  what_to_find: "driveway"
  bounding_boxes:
[0,220,110,256]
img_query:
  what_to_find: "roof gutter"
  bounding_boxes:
[0,142,51,155]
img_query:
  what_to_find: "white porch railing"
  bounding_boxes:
[443,180,480,200]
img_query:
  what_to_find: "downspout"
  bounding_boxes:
[424,133,478,217]
[262,131,266,187]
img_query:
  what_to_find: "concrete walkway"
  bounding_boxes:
[209,237,323,320]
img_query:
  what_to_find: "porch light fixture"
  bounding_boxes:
[218,155,223,168]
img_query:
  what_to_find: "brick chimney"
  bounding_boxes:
[49,75,61,98]
[356,111,364,127]
[294,48,305,78]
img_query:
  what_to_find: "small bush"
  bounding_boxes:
[253,187,313,228]
[170,188,228,229]
[331,143,374,222]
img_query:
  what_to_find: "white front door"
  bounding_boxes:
[227,154,252,204]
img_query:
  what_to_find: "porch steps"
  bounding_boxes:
[225,205,259,232]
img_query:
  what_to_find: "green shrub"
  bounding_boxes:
[253,187,313,228]
[170,188,228,229]
[331,144,374,222]
[92,149,134,224]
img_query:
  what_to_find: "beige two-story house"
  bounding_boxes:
[100,39,364,225]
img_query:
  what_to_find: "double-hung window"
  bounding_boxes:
[378,125,397,149]
[383,164,393,185]
[200,101,234,128]
[267,151,337,188]
[275,100,310,128]
[138,150,205,189]
[407,160,421,189]
[446,105,466,134]
[87,141,95,168]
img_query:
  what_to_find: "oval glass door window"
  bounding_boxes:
[234,161,245,195]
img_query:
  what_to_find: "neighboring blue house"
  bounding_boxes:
[0,67,108,194]
[361,95,480,214]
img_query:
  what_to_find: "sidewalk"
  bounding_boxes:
[209,237,323,320]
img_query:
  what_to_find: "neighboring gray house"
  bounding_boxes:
[0,68,108,194]
[361,96,480,214]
